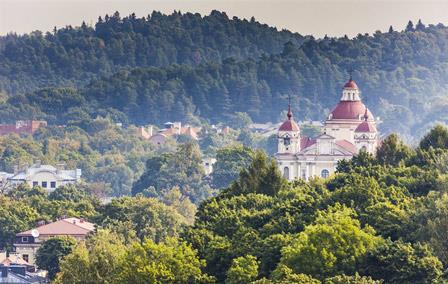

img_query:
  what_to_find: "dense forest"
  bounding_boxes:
[0,10,305,94]
[3,125,448,283]
[1,13,448,140]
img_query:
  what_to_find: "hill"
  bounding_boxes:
[1,14,448,139]
[0,10,305,95]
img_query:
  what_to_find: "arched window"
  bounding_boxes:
[361,145,367,152]
[283,167,290,179]
[321,169,330,178]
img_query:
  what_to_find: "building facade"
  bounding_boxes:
[275,78,379,181]
[14,218,95,266]
[2,163,81,191]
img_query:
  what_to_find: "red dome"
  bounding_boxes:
[344,79,358,89]
[279,120,300,132]
[330,101,373,120]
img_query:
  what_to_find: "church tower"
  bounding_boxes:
[277,102,301,154]
[354,108,379,154]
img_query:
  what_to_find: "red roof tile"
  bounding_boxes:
[300,137,316,150]
[355,121,377,133]
[17,218,95,237]
[335,140,358,153]
[279,119,300,132]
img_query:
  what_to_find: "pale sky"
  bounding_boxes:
[1,0,448,38]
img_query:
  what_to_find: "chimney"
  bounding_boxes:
[35,160,41,168]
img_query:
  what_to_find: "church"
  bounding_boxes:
[275,77,379,181]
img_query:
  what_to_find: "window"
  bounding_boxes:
[22,254,29,263]
[50,181,56,188]
[321,169,330,178]
[283,137,291,146]
[42,181,48,188]
[32,181,38,187]
[283,167,290,179]
[21,237,29,243]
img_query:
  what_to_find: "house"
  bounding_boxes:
[202,157,217,175]
[0,265,45,283]
[6,162,81,191]
[149,122,200,145]
[14,218,95,266]
[0,121,47,136]
[276,77,379,181]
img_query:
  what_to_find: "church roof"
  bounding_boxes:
[279,120,300,132]
[355,121,377,133]
[300,137,316,149]
[330,101,373,120]
[335,140,358,154]
[279,103,300,132]
[344,79,358,89]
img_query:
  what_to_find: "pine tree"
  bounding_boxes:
[416,19,425,31]
[388,25,394,33]
[405,20,414,32]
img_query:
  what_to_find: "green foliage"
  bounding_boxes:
[35,236,77,280]
[211,144,254,189]
[278,205,381,279]
[359,239,443,283]
[226,255,259,284]
[419,124,448,150]
[222,150,286,197]
[132,142,210,203]
[324,274,382,284]
[376,133,413,166]
[98,195,191,243]
[54,230,127,284]
[120,237,212,283]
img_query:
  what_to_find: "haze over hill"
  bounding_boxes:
[0,10,448,141]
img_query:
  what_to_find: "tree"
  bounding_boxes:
[416,19,425,31]
[0,196,38,250]
[376,133,413,166]
[324,274,381,284]
[359,239,443,283]
[388,25,394,33]
[132,142,209,203]
[405,20,415,32]
[277,205,381,279]
[223,150,286,197]
[119,237,212,283]
[226,255,259,284]
[54,230,127,284]
[229,112,253,129]
[419,125,448,150]
[36,236,77,280]
[99,196,187,242]
[211,145,254,189]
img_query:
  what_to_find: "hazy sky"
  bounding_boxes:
[1,0,448,38]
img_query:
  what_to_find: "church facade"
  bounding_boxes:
[275,78,379,181]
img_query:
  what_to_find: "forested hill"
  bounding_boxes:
[1,15,448,139]
[0,10,305,94]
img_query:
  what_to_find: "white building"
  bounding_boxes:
[275,77,379,181]
[5,163,81,191]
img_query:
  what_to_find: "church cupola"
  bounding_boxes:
[340,76,361,101]
[278,100,301,154]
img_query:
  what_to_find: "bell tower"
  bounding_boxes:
[277,100,301,154]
